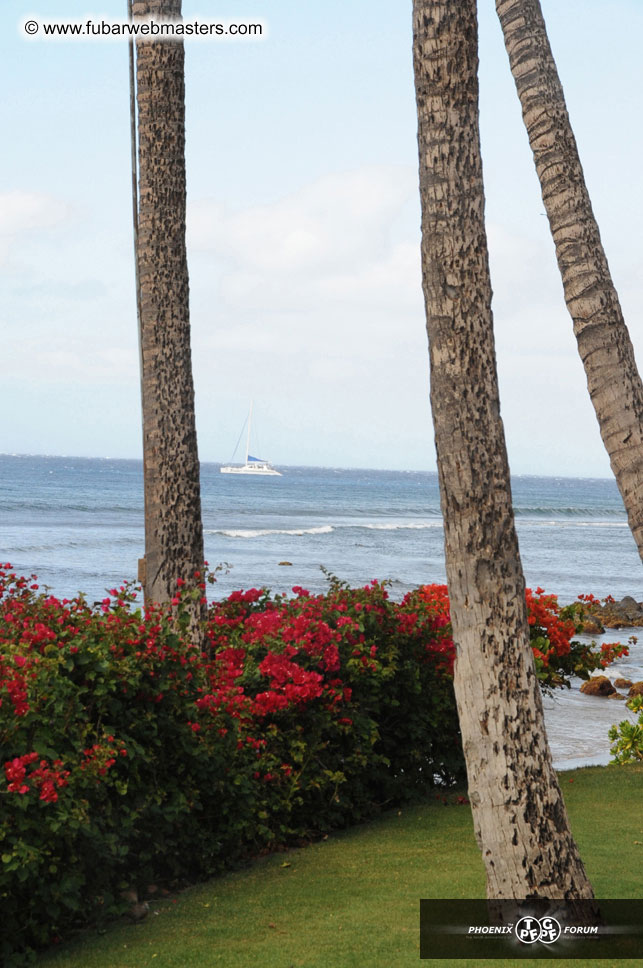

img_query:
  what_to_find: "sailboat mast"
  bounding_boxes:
[245,400,253,464]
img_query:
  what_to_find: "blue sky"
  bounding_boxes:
[2,0,642,474]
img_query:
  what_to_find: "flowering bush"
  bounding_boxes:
[0,564,626,962]
[528,589,629,689]
[207,575,464,832]
[609,695,643,764]
[0,567,461,963]
[404,584,627,692]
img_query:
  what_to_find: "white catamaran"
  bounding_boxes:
[220,402,282,476]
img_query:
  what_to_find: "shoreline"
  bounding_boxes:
[544,629,643,769]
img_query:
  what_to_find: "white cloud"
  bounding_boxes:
[1,186,138,391]
[186,167,434,467]
[186,169,637,475]
[189,166,417,274]
[4,332,137,386]
[188,164,424,366]
[0,191,71,263]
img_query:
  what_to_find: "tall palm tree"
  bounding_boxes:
[412,0,593,898]
[496,0,643,563]
[131,0,205,621]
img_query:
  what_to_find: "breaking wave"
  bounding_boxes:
[207,516,629,540]
[363,522,442,531]
[514,505,625,518]
[208,526,334,539]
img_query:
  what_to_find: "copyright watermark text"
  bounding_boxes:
[21,16,266,42]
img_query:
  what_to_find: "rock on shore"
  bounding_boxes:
[579,676,643,700]
[579,596,643,631]
[580,676,616,696]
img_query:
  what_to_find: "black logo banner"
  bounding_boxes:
[420,899,643,959]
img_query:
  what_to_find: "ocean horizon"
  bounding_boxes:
[0,450,619,480]
[1,452,639,603]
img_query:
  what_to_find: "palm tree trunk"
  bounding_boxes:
[412,0,593,898]
[132,0,205,623]
[496,0,643,563]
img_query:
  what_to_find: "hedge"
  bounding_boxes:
[0,565,624,963]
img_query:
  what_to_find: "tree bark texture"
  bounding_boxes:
[412,0,593,899]
[496,0,643,565]
[133,0,205,612]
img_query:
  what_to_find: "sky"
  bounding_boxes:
[2,0,642,475]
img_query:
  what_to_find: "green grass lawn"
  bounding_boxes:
[40,763,643,968]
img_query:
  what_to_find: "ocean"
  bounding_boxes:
[2,453,642,767]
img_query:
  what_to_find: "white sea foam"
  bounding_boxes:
[209,518,629,539]
[519,520,629,529]
[363,521,442,531]
[209,521,445,538]
[209,525,334,539]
